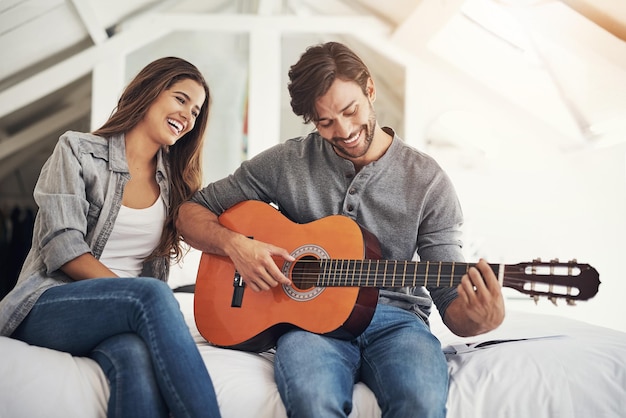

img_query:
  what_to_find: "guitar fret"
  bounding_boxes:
[349,259,357,285]
[438,262,451,287]
[314,260,320,286]
[336,259,343,285]
[326,259,333,286]
[383,260,391,286]
[459,263,465,286]
[402,262,407,287]
[450,261,455,287]
[316,259,321,286]
[334,260,350,285]
[392,261,398,287]
[425,262,429,287]
[359,260,364,287]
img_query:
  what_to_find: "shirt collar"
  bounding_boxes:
[108,133,129,173]
[107,133,167,178]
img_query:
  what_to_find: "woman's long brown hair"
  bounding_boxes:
[93,57,211,263]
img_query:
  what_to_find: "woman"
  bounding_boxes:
[0,57,221,417]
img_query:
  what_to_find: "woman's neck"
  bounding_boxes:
[124,130,160,172]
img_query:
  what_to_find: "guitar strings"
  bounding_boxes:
[289,260,583,299]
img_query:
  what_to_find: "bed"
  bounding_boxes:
[1,285,625,418]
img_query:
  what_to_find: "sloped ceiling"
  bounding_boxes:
[1,0,625,199]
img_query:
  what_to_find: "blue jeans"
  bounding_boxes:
[274,304,448,418]
[12,277,221,418]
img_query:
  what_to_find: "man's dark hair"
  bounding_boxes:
[288,42,371,123]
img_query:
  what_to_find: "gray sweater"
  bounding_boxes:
[192,128,464,323]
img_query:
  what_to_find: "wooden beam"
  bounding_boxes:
[560,0,626,42]
[258,0,282,16]
[0,136,57,182]
[68,0,109,44]
[149,13,391,34]
[515,1,626,72]
[0,20,170,120]
[0,12,389,121]
[391,0,465,49]
[0,100,90,161]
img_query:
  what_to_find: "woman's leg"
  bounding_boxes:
[274,329,360,418]
[91,333,168,418]
[358,304,448,418]
[12,277,221,418]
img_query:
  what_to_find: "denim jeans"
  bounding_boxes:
[12,277,221,418]
[274,304,448,418]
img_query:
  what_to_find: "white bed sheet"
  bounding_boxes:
[1,292,625,418]
[432,307,626,417]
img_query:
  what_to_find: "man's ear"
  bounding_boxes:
[367,77,376,103]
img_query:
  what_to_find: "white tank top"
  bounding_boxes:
[99,196,167,277]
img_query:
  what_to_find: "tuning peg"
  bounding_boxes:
[566,299,576,306]
[550,258,559,263]
[549,297,558,306]
[532,295,539,305]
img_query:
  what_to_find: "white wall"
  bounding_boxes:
[412,59,626,332]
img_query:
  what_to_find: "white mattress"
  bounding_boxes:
[1,292,625,418]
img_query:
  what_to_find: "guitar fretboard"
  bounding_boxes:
[292,260,503,288]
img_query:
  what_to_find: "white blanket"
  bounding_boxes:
[1,292,625,417]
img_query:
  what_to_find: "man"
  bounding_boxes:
[177,41,505,418]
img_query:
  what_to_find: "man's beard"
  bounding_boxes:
[331,106,376,160]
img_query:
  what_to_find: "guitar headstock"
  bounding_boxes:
[502,259,600,305]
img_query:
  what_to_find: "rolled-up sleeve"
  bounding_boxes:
[33,136,92,274]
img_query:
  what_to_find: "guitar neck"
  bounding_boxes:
[292,258,600,303]
[294,259,502,288]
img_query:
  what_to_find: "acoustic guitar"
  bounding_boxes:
[194,200,600,352]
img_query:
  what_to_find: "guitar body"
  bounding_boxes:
[194,201,380,352]
[194,201,601,352]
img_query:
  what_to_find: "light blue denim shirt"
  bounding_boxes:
[0,131,171,336]
[191,128,464,324]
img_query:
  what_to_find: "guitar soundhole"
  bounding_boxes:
[292,255,320,290]
[281,244,329,302]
